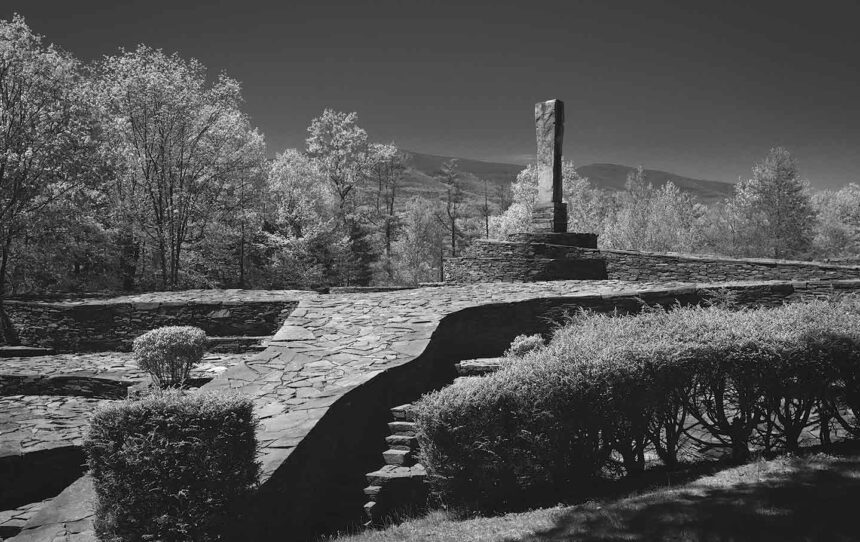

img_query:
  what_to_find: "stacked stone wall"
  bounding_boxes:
[2,300,298,352]
[599,249,860,283]
[445,244,860,284]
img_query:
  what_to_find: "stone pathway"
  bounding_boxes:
[208,280,683,477]
[0,500,50,540]
[0,353,251,454]
[1,351,254,383]
[0,396,107,457]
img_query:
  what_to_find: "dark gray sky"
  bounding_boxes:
[10,0,860,188]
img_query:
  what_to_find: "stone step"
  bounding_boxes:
[387,421,417,436]
[363,485,382,499]
[455,358,504,376]
[362,468,430,524]
[366,464,426,486]
[385,434,418,450]
[466,239,595,260]
[507,232,598,248]
[390,403,417,421]
[383,448,416,467]
[363,500,377,520]
[206,336,269,353]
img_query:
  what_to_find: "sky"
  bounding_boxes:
[8,0,860,189]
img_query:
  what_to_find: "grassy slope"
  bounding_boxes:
[332,449,860,542]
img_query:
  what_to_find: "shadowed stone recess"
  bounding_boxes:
[15,278,860,541]
[2,289,314,352]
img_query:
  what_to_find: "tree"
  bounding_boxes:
[601,166,704,252]
[0,15,101,300]
[366,143,406,279]
[478,178,492,238]
[437,159,465,256]
[93,45,266,289]
[490,161,597,238]
[393,196,444,285]
[730,148,816,259]
[811,184,860,259]
[259,148,344,288]
[305,109,368,220]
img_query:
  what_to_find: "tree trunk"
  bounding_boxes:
[118,231,140,291]
[0,233,11,298]
[0,234,17,345]
[238,224,246,288]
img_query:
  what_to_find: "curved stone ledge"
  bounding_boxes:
[14,278,860,541]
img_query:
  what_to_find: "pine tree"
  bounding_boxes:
[731,148,816,259]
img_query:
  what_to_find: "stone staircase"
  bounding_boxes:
[361,358,504,525]
[363,403,427,524]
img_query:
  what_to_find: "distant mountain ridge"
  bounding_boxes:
[401,151,735,205]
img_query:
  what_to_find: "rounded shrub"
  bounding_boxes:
[84,391,259,541]
[133,326,207,388]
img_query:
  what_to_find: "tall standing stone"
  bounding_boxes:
[532,99,567,233]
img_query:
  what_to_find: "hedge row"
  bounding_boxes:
[84,391,259,541]
[415,297,860,511]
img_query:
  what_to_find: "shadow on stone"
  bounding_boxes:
[0,447,87,510]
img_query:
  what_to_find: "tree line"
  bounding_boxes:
[3,15,860,299]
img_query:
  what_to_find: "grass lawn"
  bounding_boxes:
[332,446,860,542]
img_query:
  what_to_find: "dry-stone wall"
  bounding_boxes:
[445,243,860,284]
[600,249,860,283]
[445,233,605,283]
[1,290,313,352]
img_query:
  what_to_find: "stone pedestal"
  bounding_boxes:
[444,232,605,283]
[531,202,569,233]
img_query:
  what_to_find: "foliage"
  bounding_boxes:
[393,196,444,284]
[504,334,545,358]
[811,183,860,258]
[92,45,266,290]
[437,159,466,257]
[366,143,407,280]
[306,108,368,219]
[601,166,705,252]
[415,298,860,511]
[725,148,816,259]
[132,326,207,388]
[0,15,103,299]
[84,390,259,541]
[490,161,607,240]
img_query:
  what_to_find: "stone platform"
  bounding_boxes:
[12,278,860,541]
[444,232,605,283]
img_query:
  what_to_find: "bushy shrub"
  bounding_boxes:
[504,334,545,358]
[84,391,259,541]
[415,297,860,511]
[133,326,207,388]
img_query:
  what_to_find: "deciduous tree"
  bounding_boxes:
[0,15,101,301]
[93,46,265,289]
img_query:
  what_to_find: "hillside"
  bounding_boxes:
[577,163,735,204]
[400,151,735,207]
